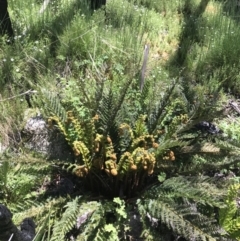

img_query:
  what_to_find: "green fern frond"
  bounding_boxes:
[179,155,240,176]
[98,90,116,133]
[220,184,240,240]
[0,157,53,210]
[181,142,221,154]
[82,116,97,154]
[76,203,105,241]
[40,88,67,122]
[162,113,189,140]
[98,77,136,134]
[13,197,67,225]
[139,80,151,113]
[51,197,82,241]
[139,197,229,241]
[111,78,135,127]
[148,79,178,134]
[155,139,189,157]
[90,224,120,241]
[118,123,134,154]
[134,114,148,137]
[216,139,240,155]
[160,176,227,208]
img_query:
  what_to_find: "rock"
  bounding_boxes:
[0,142,7,154]
[23,113,49,153]
[22,109,74,161]
[195,121,222,134]
[0,204,35,241]
[126,209,143,241]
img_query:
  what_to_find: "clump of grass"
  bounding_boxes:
[166,0,240,96]
[0,98,26,150]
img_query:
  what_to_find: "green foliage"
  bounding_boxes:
[41,77,201,197]
[0,154,51,207]
[169,0,240,94]
[220,184,240,240]
[3,0,240,241]
[137,176,231,241]
[32,196,129,241]
[136,0,185,14]
[218,118,240,143]
[113,197,127,219]
[51,197,82,241]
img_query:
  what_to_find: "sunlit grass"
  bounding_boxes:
[2,0,240,150]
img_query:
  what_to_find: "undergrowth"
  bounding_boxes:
[1,0,240,240]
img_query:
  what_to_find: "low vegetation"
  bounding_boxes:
[1,0,240,240]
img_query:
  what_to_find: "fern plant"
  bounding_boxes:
[219,183,240,240]
[3,0,240,241]
[29,174,238,241]
[39,77,200,197]
[34,51,231,199]
[26,47,239,240]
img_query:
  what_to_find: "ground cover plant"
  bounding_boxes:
[2,0,240,240]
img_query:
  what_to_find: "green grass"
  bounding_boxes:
[2,0,240,239]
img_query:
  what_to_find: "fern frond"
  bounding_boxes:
[155,139,189,158]
[13,197,67,225]
[139,80,151,113]
[40,88,67,122]
[98,77,135,134]
[98,90,116,133]
[181,142,221,154]
[134,114,148,137]
[148,79,178,134]
[51,197,82,241]
[216,139,240,155]
[139,197,230,241]
[179,155,240,176]
[72,141,90,166]
[160,176,227,208]
[0,157,53,211]
[220,184,240,240]
[110,78,135,128]
[118,123,134,154]
[76,203,105,241]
